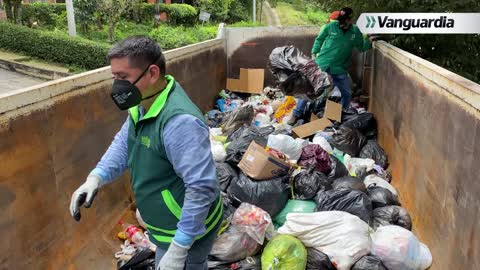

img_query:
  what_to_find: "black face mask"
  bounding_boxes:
[110,58,161,111]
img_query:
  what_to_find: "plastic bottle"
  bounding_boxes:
[118,220,150,248]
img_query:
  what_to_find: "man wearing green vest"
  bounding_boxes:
[69,36,222,270]
[291,7,374,123]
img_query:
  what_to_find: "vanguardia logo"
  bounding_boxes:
[357,13,478,34]
[375,15,454,30]
[366,16,376,28]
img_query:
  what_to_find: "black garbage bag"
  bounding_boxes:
[341,112,377,139]
[225,126,275,165]
[216,162,238,192]
[352,255,387,270]
[329,126,367,157]
[359,140,388,168]
[372,205,412,230]
[298,144,332,174]
[118,247,155,270]
[206,110,226,128]
[315,189,373,224]
[293,167,331,200]
[327,155,349,180]
[221,106,255,136]
[331,176,367,193]
[306,248,336,270]
[222,193,237,220]
[296,60,333,99]
[367,186,400,209]
[227,172,290,217]
[268,46,332,100]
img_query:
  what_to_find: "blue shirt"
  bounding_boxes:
[91,109,219,247]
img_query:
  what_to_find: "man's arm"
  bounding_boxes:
[163,114,220,247]
[312,23,330,55]
[353,26,372,52]
[90,117,130,184]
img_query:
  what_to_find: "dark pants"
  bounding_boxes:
[154,226,219,270]
[293,72,352,117]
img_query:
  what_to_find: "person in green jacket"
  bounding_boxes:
[292,7,374,122]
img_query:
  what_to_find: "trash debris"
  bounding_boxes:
[261,234,308,270]
[273,200,317,227]
[315,189,373,223]
[274,96,297,123]
[341,112,377,139]
[327,155,350,180]
[269,46,333,100]
[367,186,400,208]
[372,225,433,270]
[343,155,375,177]
[331,176,367,193]
[221,106,255,136]
[267,134,309,162]
[206,110,226,128]
[216,162,238,192]
[225,126,274,165]
[306,248,336,270]
[359,140,388,168]
[209,226,262,264]
[238,141,292,180]
[135,209,147,230]
[231,203,274,245]
[329,126,368,157]
[293,167,331,200]
[364,174,398,196]
[312,134,333,153]
[372,205,412,230]
[227,172,290,217]
[278,211,371,270]
[352,255,388,270]
[298,144,332,174]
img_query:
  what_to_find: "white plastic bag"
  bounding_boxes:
[231,203,274,245]
[344,154,375,176]
[372,225,432,270]
[211,141,227,162]
[267,134,309,162]
[278,211,371,270]
[364,175,398,196]
[312,135,333,153]
[254,113,271,127]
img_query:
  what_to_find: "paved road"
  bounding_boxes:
[0,68,46,94]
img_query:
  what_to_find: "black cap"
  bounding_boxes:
[338,7,353,21]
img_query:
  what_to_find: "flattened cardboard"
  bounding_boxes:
[325,100,342,122]
[311,113,319,121]
[292,118,333,138]
[226,68,265,94]
[238,141,292,180]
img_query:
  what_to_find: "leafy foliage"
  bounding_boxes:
[0,22,109,69]
[149,24,217,50]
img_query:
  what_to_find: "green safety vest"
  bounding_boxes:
[127,75,223,250]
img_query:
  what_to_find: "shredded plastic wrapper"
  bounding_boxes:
[231,203,275,245]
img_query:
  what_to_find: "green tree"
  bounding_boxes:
[73,0,98,33]
[4,0,22,23]
[98,0,129,43]
[194,0,234,22]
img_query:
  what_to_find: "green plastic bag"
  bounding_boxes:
[261,235,307,270]
[273,200,316,227]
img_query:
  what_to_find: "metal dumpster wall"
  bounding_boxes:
[370,41,480,270]
[0,38,225,270]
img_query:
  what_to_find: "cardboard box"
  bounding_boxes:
[238,141,293,180]
[292,118,333,138]
[292,100,342,138]
[226,68,265,94]
[325,100,342,122]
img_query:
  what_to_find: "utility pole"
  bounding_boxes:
[65,0,77,36]
[253,0,256,22]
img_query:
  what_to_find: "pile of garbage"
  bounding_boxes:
[114,46,432,270]
[205,48,432,269]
